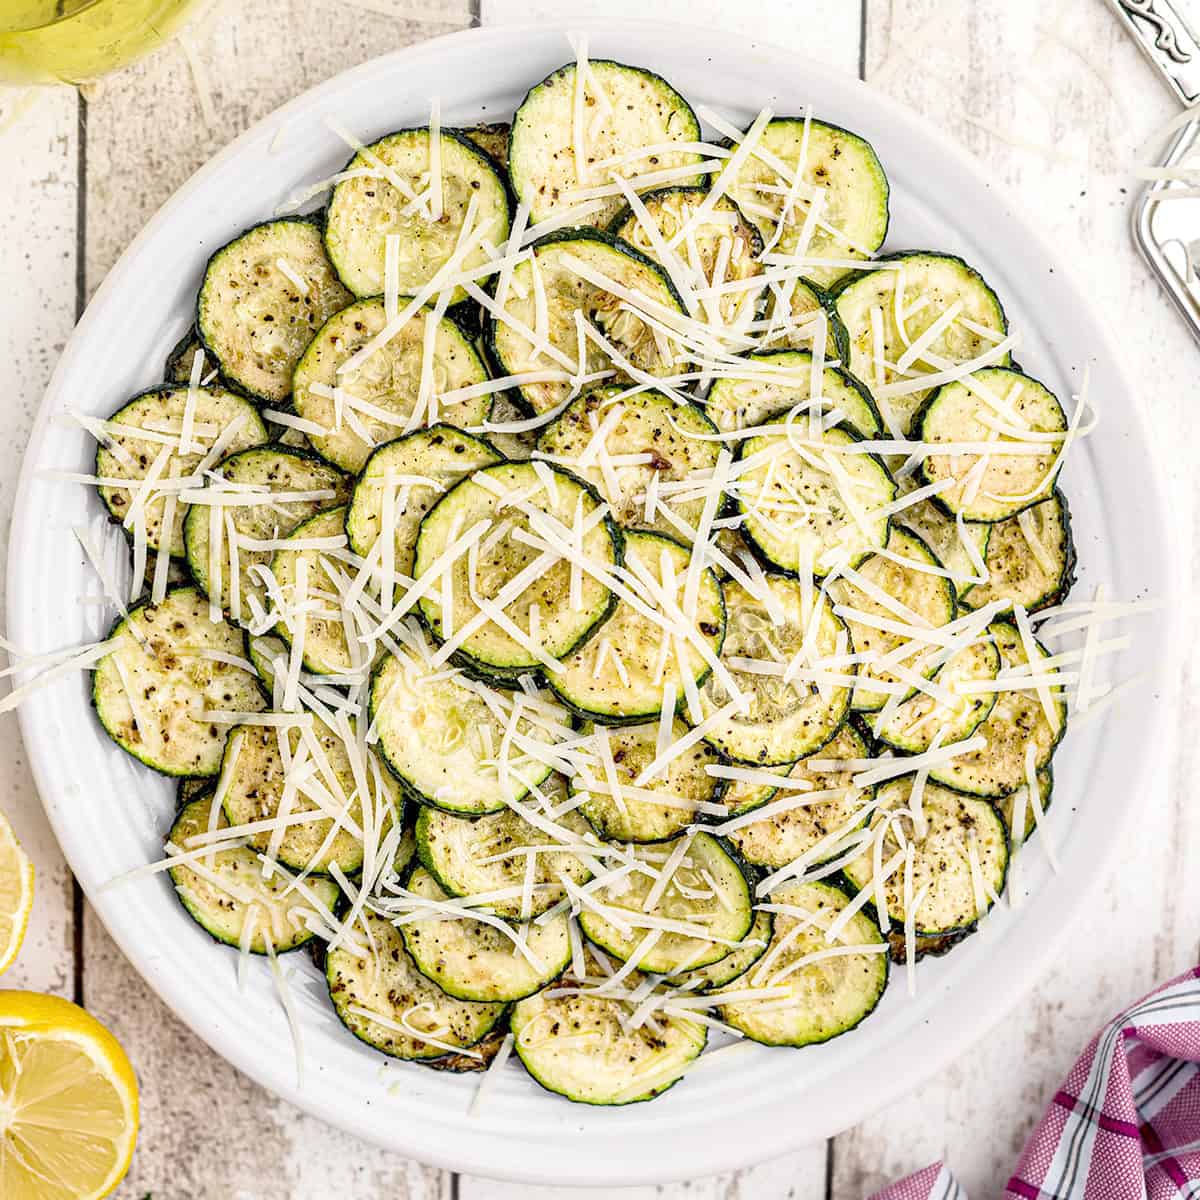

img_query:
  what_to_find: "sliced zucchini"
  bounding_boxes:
[486,230,688,415]
[167,796,339,952]
[182,446,350,621]
[916,368,1067,522]
[345,425,504,581]
[455,121,510,169]
[726,722,873,869]
[425,1025,512,1074]
[671,908,774,991]
[163,326,205,385]
[548,530,724,724]
[416,795,594,920]
[887,928,972,963]
[716,879,888,1046]
[828,525,956,712]
[875,636,1000,753]
[578,831,752,974]
[698,577,852,765]
[264,405,316,449]
[894,471,990,600]
[324,128,512,301]
[834,251,1009,436]
[291,297,491,473]
[177,778,214,806]
[413,460,621,676]
[197,217,352,404]
[219,718,402,874]
[572,719,725,843]
[268,507,356,675]
[369,647,559,816]
[511,954,706,1105]
[704,349,881,437]
[997,767,1054,843]
[244,631,286,701]
[719,118,889,287]
[758,277,850,361]
[326,910,506,1061]
[509,60,704,225]
[483,392,538,461]
[96,386,269,556]
[929,620,1066,797]
[962,491,1075,614]
[92,587,265,777]
[401,866,570,1002]
[843,777,1009,936]
[609,186,764,332]
[736,420,896,576]
[536,387,720,538]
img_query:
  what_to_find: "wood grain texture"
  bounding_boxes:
[0,86,79,1000]
[832,1,1200,1192]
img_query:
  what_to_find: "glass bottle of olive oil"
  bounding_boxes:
[0,0,201,85]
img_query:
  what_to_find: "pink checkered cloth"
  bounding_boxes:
[871,965,1200,1200]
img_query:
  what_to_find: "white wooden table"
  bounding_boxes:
[1,1,1198,1195]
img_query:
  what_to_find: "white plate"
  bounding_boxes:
[7,20,1175,1186]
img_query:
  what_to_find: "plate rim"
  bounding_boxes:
[7,17,1180,1184]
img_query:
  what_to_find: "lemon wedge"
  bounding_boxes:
[0,991,139,1199]
[0,812,33,975]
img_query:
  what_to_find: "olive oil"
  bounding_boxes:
[0,0,200,85]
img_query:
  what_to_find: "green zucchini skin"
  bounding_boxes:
[453,121,511,171]
[413,461,624,677]
[509,59,704,226]
[163,326,206,385]
[484,227,690,416]
[962,490,1076,614]
[196,215,352,405]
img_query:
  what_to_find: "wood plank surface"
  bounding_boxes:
[0,0,1195,1197]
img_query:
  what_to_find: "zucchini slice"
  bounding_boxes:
[726,723,873,870]
[219,719,402,875]
[758,277,850,361]
[704,349,881,437]
[324,128,512,301]
[736,421,896,576]
[415,794,594,920]
[834,251,1009,436]
[962,491,1075,614]
[291,297,491,473]
[268,507,356,675]
[177,778,214,807]
[874,637,1000,753]
[929,620,1066,797]
[425,1026,513,1074]
[577,831,752,974]
[698,577,853,765]
[92,587,265,777]
[511,954,707,1105]
[345,425,504,581]
[894,472,990,600]
[413,461,621,676]
[509,60,704,225]
[369,647,559,816]
[609,186,764,332]
[843,777,1009,936]
[719,118,889,287]
[572,719,725,843]
[828,525,956,712]
[548,529,724,724]
[998,767,1054,844]
[671,908,774,992]
[326,910,506,1061]
[164,326,205,384]
[167,796,339,953]
[244,631,286,701]
[536,387,720,538]
[455,121,510,169]
[96,385,269,556]
[182,445,350,621]
[197,217,352,404]
[400,866,571,1002]
[716,879,888,1047]
[916,367,1067,522]
[486,230,688,415]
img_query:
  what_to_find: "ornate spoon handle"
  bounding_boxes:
[1107,0,1200,105]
